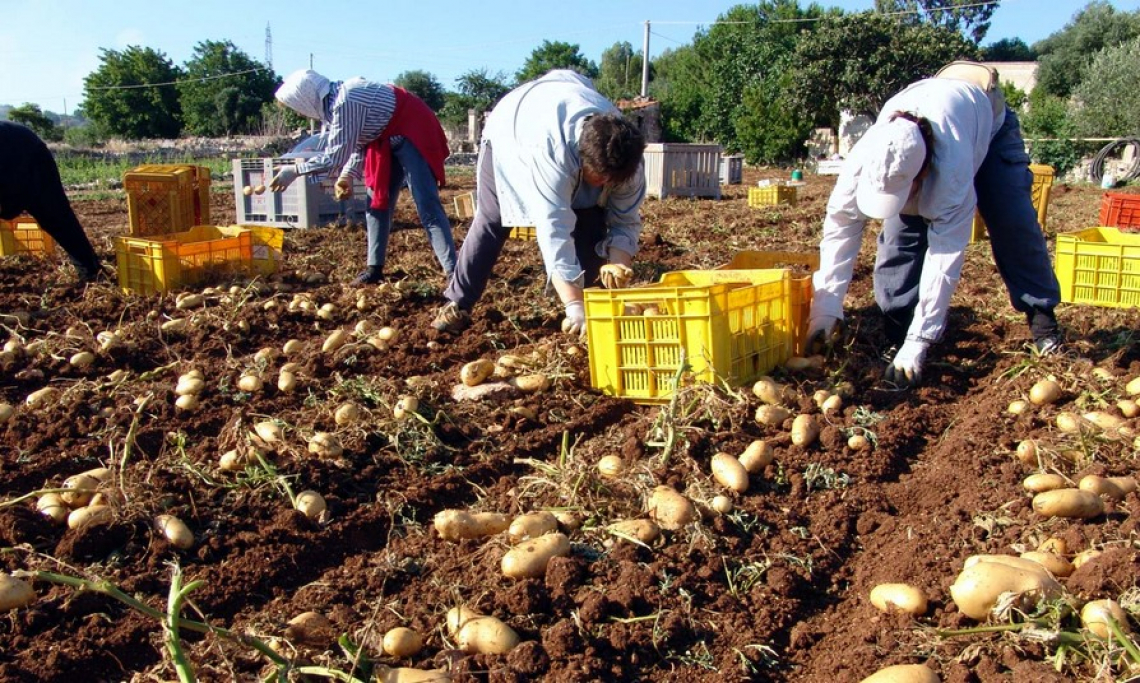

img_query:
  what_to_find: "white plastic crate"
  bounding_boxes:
[720,154,744,185]
[232,158,369,229]
[644,143,722,199]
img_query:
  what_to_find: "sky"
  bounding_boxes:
[3,0,1139,114]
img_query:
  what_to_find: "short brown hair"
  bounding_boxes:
[579,113,646,184]
[888,111,935,177]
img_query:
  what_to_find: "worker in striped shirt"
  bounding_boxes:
[272,69,455,285]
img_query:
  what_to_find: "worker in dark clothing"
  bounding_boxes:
[0,121,105,282]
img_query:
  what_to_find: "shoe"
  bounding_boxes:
[431,301,470,333]
[880,344,899,364]
[1034,334,1062,355]
[353,267,384,286]
[76,263,109,284]
[1027,308,1062,355]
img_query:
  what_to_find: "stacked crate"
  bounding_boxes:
[644,143,722,199]
[123,164,211,237]
[1098,192,1140,232]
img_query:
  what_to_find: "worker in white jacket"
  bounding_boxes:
[807,62,1062,387]
[431,70,646,336]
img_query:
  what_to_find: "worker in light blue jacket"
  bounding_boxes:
[431,70,647,337]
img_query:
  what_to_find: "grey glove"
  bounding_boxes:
[269,165,300,193]
[561,300,586,338]
[884,339,928,387]
[806,315,843,354]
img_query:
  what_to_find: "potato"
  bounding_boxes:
[1078,474,1127,501]
[460,359,494,387]
[1081,599,1131,638]
[69,351,96,368]
[553,511,582,532]
[1032,488,1104,519]
[812,389,832,407]
[277,371,297,392]
[790,414,820,447]
[433,510,510,541]
[1118,399,1139,419]
[646,486,696,530]
[597,455,625,478]
[858,664,939,683]
[1055,411,1087,434]
[175,394,200,412]
[1072,549,1103,569]
[501,532,571,578]
[286,611,334,646]
[61,472,101,506]
[154,514,194,549]
[242,185,253,196]
[67,505,112,530]
[322,329,349,353]
[821,394,843,415]
[219,449,249,472]
[456,615,520,655]
[25,386,58,409]
[382,627,423,658]
[949,557,1063,620]
[513,373,551,394]
[160,318,188,333]
[175,294,204,310]
[307,432,343,459]
[175,377,205,396]
[237,374,263,392]
[507,511,559,543]
[335,402,361,426]
[711,452,749,493]
[751,378,785,405]
[1108,476,1138,494]
[445,606,482,635]
[1028,379,1062,406]
[254,421,283,444]
[1083,411,1126,433]
[608,519,661,544]
[755,404,792,427]
[847,434,870,450]
[317,303,337,321]
[1038,537,1067,555]
[1019,551,1073,577]
[0,402,13,423]
[1007,399,1030,415]
[377,326,398,343]
[739,440,774,473]
[393,395,419,419]
[1014,440,1038,465]
[294,490,327,521]
[785,355,823,372]
[869,583,928,616]
[0,573,36,611]
[1127,375,1140,396]
[375,666,452,683]
[36,493,68,524]
[711,495,733,514]
[1022,473,1066,493]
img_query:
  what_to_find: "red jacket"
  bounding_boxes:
[363,87,449,210]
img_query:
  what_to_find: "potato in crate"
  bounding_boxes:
[584,268,807,404]
[116,225,255,295]
[0,215,56,257]
[1054,227,1140,308]
[123,164,211,237]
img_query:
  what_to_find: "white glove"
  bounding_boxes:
[599,263,634,289]
[884,340,928,387]
[806,315,842,354]
[269,165,300,192]
[334,175,353,201]
[561,300,586,338]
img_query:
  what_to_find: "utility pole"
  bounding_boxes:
[265,23,273,71]
[641,20,650,98]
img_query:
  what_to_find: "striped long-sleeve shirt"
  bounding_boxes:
[295,78,398,181]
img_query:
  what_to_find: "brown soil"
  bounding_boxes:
[0,167,1137,683]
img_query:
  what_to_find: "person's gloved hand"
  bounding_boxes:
[269,165,299,193]
[334,176,353,201]
[599,263,634,289]
[561,300,586,338]
[806,315,843,354]
[884,339,929,387]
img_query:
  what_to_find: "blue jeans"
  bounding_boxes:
[873,108,1061,338]
[365,137,456,275]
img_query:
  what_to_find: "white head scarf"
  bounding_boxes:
[275,69,331,122]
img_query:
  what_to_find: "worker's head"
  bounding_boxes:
[855,112,934,219]
[579,114,647,186]
[276,69,332,123]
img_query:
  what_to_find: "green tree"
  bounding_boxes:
[178,40,276,136]
[874,0,997,44]
[516,40,597,84]
[648,45,709,143]
[437,68,511,128]
[1033,1,1140,99]
[981,37,1036,61]
[394,70,446,111]
[787,12,976,128]
[8,103,61,141]
[82,46,183,139]
[1071,36,1140,138]
[595,41,646,102]
[1021,89,1081,175]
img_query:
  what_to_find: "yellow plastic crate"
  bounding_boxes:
[230,224,285,276]
[0,216,56,257]
[1054,227,1140,308]
[716,250,819,352]
[970,163,1054,242]
[454,192,475,220]
[585,268,805,404]
[748,184,797,207]
[116,225,254,295]
[124,164,212,237]
[509,226,537,240]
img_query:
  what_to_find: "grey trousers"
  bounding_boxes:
[443,142,606,310]
[873,108,1061,339]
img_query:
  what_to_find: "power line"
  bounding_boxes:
[86,67,267,91]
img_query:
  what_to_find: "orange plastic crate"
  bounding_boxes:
[115,225,254,295]
[1098,192,1140,231]
[0,216,57,257]
[124,164,211,237]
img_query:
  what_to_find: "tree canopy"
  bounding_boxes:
[516,41,598,84]
[7,104,61,141]
[1070,36,1140,137]
[981,37,1036,61]
[82,46,183,139]
[595,41,647,102]
[1033,1,1140,99]
[178,40,276,136]
[394,70,446,111]
[874,0,996,44]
